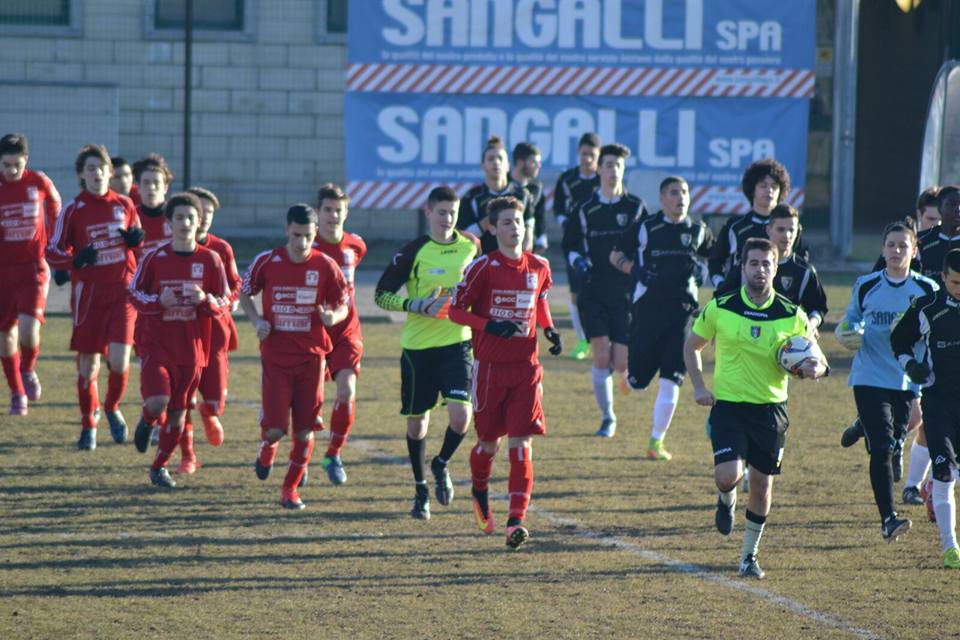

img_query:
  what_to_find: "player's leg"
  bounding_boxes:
[589,335,615,436]
[469,361,506,534]
[646,312,689,460]
[256,360,294,481]
[503,364,547,549]
[709,401,748,537]
[626,307,664,452]
[506,435,534,549]
[76,352,101,450]
[104,342,132,444]
[566,264,589,360]
[430,341,473,506]
[152,365,201,487]
[401,348,439,519]
[903,398,930,504]
[175,403,199,475]
[197,349,228,447]
[323,367,357,485]
[0,323,26,416]
[280,356,323,509]
[18,313,41,403]
[610,294,632,396]
[924,395,960,567]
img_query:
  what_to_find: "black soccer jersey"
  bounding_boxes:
[616,211,713,306]
[553,167,600,228]
[457,182,532,255]
[708,211,811,285]
[510,176,547,241]
[717,253,828,323]
[563,191,647,294]
[916,227,960,280]
[891,288,960,390]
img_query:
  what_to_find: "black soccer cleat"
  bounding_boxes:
[881,515,911,543]
[410,484,431,520]
[840,418,864,448]
[902,485,924,505]
[738,554,765,579]
[255,457,272,481]
[133,419,152,453]
[431,456,454,506]
[106,410,128,444]
[715,496,734,536]
[150,467,176,488]
[77,428,96,451]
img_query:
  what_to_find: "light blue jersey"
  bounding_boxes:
[842,270,938,391]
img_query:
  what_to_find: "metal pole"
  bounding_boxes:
[183,0,194,189]
[830,0,859,259]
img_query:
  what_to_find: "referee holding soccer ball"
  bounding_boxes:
[683,237,828,579]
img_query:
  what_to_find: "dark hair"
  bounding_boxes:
[427,185,459,206]
[578,132,600,149]
[741,237,778,265]
[917,185,940,210]
[944,248,960,274]
[882,217,917,245]
[287,203,318,226]
[659,176,688,193]
[111,156,129,170]
[317,182,349,207]
[163,192,202,220]
[937,185,960,211]
[187,186,220,209]
[486,196,523,226]
[767,203,799,223]
[75,144,112,175]
[481,135,506,163]
[133,153,174,184]
[599,143,630,163]
[512,142,540,164]
[741,158,791,206]
[0,133,28,157]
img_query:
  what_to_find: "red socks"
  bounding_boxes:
[283,437,315,490]
[104,370,128,412]
[20,345,38,374]
[470,444,495,493]
[77,374,99,429]
[1,354,24,395]
[326,400,355,458]
[179,420,195,459]
[152,421,183,471]
[508,445,534,522]
[258,437,280,468]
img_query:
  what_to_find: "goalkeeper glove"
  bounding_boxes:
[543,326,562,356]
[73,245,98,269]
[572,256,591,286]
[117,226,145,248]
[834,320,863,351]
[405,287,451,319]
[485,320,519,338]
[904,359,930,385]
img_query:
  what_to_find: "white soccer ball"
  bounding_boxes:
[777,335,819,374]
[834,320,864,351]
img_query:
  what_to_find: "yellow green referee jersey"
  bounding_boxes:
[692,287,810,404]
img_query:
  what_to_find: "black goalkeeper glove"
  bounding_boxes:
[53,269,70,286]
[543,326,562,356]
[485,320,520,338]
[73,245,98,269]
[118,226,145,248]
[904,359,930,384]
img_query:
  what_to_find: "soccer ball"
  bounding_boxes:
[777,335,819,374]
[834,320,864,351]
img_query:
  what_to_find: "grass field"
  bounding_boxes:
[1,284,957,640]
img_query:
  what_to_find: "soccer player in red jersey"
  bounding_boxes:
[311,183,367,485]
[109,157,135,199]
[129,192,229,488]
[239,204,349,510]
[449,196,563,549]
[47,145,144,450]
[0,133,62,415]
[133,153,173,255]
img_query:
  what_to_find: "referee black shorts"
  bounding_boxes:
[920,390,960,481]
[577,284,631,344]
[627,299,695,390]
[708,400,789,475]
[400,341,472,417]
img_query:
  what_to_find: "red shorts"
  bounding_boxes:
[472,360,546,442]
[140,353,202,411]
[198,348,229,412]
[325,336,362,380]
[260,353,325,434]
[70,281,136,353]
[0,263,46,331]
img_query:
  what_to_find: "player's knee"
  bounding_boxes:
[406,418,428,440]
[478,439,499,456]
[263,427,285,443]
[293,429,314,443]
[336,387,354,405]
[145,397,168,416]
[448,405,471,432]
[715,469,740,492]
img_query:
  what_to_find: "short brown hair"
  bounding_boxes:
[481,135,505,163]
[486,196,523,226]
[427,185,459,206]
[599,143,630,163]
[133,153,174,184]
[882,217,917,245]
[317,182,349,207]
[578,132,600,149]
[163,192,202,220]
[187,186,220,209]
[767,203,799,223]
[917,185,939,211]
[0,133,28,157]
[741,237,778,265]
[75,144,111,175]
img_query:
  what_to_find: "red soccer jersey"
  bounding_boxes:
[242,246,348,365]
[313,231,367,343]
[47,190,140,286]
[451,250,553,364]
[139,204,172,255]
[129,242,229,366]
[200,232,242,352]
[0,168,61,267]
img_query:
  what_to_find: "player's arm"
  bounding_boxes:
[799,266,828,330]
[561,201,590,279]
[195,253,229,317]
[532,189,547,252]
[521,191,535,253]
[684,301,717,406]
[708,217,735,287]
[553,174,568,228]
[795,309,829,380]
[890,295,930,382]
[535,270,562,355]
[118,199,145,249]
[319,257,350,327]
[127,253,166,314]
[793,228,812,263]
[39,172,62,235]
[610,216,643,275]
[239,252,271,340]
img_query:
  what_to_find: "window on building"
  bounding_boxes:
[327,0,347,34]
[155,0,245,31]
[0,0,70,26]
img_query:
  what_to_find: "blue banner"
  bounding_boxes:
[348,0,815,70]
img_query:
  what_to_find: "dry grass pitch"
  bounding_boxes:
[0,283,957,640]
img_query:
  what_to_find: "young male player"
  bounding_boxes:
[509,142,546,253]
[684,238,828,578]
[312,183,367,485]
[610,176,713,459]
[708,159,810,288]
[239,204,348,510]
[449,196,563,549]
[109,157,135,200]
[375,186,481,519]
[47,145,144,449]
[0,133,61,414]
[915,186,960,280]
[553,132,601,361]
[133,153,173,254]
[562,143,647,437]
[891,248,960,568]
[129,193,229,487]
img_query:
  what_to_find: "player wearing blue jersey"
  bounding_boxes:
[837,221,937,541]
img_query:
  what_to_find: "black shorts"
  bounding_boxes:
[566,261,581,295]
[920,391,960,481]
[577,285,631,344]
[400,341,472,416]
[708,400,789,475]
[853,386,914,455]
[627,300,695,390]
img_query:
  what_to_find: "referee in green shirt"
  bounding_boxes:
[684,237,828,579]
[375,186,481,521]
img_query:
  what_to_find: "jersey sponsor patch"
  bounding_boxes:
[295,288,317,305]
[274,314,311,332]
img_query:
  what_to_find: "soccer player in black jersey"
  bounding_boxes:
[611,176,713,459]
[458,136,532,255]
[563,143,647,437]
[509,142,546,254]
[553,133,601,361]
[915,186,960,280]
[708,159,810,288]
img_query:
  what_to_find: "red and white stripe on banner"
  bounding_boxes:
[688,186,805,214]
[347,64,815,98]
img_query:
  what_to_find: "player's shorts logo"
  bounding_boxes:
[305,270,319,286]
[191,263,204,278]
[750,326,761,339]
[780,276,793,289]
